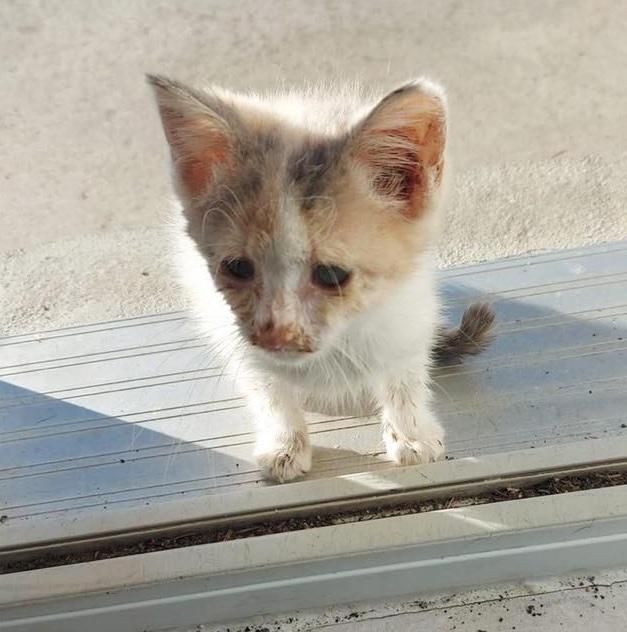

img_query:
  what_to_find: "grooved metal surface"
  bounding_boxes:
[1,242,626,527]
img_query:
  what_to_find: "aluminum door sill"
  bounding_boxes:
[2,438,627,631]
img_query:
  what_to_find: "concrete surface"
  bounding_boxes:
[1,0,627,335]
[193,569,627,632]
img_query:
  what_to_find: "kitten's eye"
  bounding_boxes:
[221,258,255,281]
[312,264,351,289]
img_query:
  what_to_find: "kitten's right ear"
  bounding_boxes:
[147,74,235,199]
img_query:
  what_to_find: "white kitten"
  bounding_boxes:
[149,75,494,482]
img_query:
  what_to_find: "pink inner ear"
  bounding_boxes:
[359,115,445,219]
[177,156,214,198]
[359,126,426,218]
[161,107,231,198]
[355,86,447,218]
[369,131,420,200]
[176,139,230,198]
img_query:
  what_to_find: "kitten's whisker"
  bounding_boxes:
[429,378,454,403]
[202,203,240,240]
[218,184,247,222]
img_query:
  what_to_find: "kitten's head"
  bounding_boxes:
[149,75,447,364]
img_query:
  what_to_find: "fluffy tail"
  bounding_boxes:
[433,302,495,365]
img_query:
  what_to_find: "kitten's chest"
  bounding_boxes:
[271,345,380,413]
[299,354,377,416]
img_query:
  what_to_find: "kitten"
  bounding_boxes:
[148,75,494,483]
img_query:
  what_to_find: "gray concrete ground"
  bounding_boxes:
[1,0,627,334]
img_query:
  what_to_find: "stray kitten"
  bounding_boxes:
[148,75,494,483]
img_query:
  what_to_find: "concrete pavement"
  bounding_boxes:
[2,0,627,334]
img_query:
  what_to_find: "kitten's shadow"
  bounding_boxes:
[309,445,385,479]
[256,447,384,488]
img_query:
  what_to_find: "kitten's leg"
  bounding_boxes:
[377,372,445,465]
[247,379,312,483]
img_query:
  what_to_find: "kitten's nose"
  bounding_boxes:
[251,321,312,353]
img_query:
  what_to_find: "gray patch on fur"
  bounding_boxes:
[288,136,347,208]
[195,130,285,248]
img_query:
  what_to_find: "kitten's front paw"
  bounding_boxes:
[383,424,446,465]
[255,432,312,483]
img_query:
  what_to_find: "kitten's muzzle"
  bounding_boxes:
[250,321,314,353]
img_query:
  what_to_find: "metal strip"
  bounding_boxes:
[3,435,627,561]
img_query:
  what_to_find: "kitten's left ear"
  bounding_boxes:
[352,79,447,218]
[147,74,237,200]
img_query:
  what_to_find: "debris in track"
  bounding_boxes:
[3,470,627,574]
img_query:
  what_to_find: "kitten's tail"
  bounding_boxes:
[433,303,495,365]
